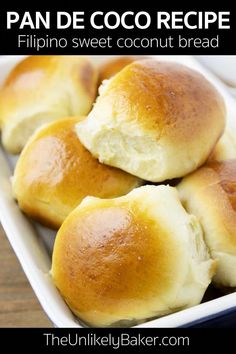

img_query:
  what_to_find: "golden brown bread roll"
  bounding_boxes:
[0,55,98,153]
[209,131,236,161]
[209,103,236,162]
[12,117,141,229]
[99,56,144,81]
[178,159,236,288]
[52,185,215,327]
[76,59,226,182]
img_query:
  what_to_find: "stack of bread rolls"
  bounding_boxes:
[1,55,236,327]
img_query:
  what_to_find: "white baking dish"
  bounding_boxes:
[195,56,236,98]
[1,55,236,328]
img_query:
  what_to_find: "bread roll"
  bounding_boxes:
[209,131,236,161]
[12,117,141,229]
[209,103,236,161]
[52,185,215,327]
[99,56,143,81]
[76,59,226,182]
[0,56,98,153]
[178,160,236,288]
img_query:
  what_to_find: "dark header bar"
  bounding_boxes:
[0,5,235,54]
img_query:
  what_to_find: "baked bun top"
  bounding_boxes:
[99,56,143,81]
[0,55,98,153]
[179,159,236,235]
[12,117,140,229]
[209,131,236,162]
[77,59,226,182]
[52,185,215,327]
[178,159,236,287]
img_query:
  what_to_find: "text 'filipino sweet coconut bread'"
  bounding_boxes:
[12,117,141,229]
[0,55,98,153]
[178,159,236,288]
[76,59,226,182]
[51,185,215,327]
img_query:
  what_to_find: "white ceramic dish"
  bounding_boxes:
[196,56,236,87]
[1,55,236,328]
[196,56,236,98]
